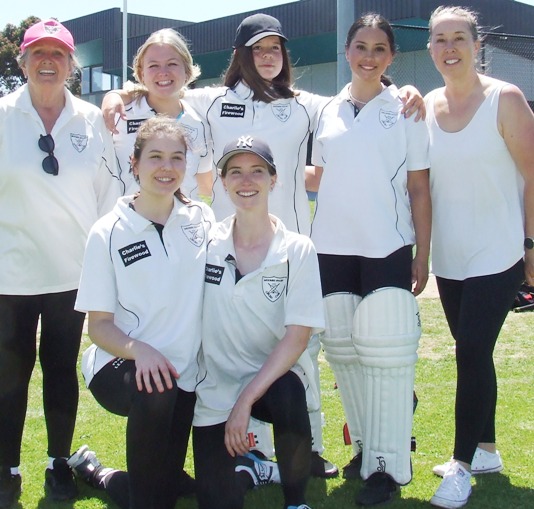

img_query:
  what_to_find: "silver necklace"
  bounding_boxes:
[348,88,368,105]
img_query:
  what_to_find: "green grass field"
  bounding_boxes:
[15,297,534,508]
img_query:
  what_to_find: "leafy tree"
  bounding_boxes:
[0,16,81,97]
[0,16,40,96]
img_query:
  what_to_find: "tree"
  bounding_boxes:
[0,16,81,98]
[0,16,40,96]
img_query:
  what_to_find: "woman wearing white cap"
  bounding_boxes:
[193,135,323,509]
[0,19,120,507]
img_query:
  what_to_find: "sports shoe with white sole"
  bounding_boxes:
[235,452,280,486]
[287,505,312,509]
[68,445,116,489]
[433,448,503,477]
[430,462,472,509]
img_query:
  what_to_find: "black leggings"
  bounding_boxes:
[436,259,524,464]
[89,358,196,509]
[0,291,84,466]
[193,371,311,509]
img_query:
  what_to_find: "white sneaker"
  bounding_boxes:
[430,462,472,509]
[433,448,503,477]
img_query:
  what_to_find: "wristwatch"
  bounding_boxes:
[524,237,534,250]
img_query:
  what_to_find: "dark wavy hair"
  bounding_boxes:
[223,40,295,103]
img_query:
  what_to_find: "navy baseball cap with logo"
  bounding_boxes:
[233,13,288,48]
[217,135,277,174]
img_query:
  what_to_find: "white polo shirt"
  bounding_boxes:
[185,82,327,235]
[311,84,430,258]
[112,96,211,199]
[194,215,325,427]
[0,84,121,295]
[75,196,215,391]
[425,85,524,279]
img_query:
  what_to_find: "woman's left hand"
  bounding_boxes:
[411,256,429,296]
[224,399,253,457]
[398,85,426,121]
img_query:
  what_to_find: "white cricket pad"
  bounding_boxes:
[353,287,420,485]
[321,293,364,456]
[307,332,324,454]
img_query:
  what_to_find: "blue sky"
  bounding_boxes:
[0,1,291,27]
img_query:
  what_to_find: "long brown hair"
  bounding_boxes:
[223,41,295,103]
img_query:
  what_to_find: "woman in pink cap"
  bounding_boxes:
[0,19,120,507]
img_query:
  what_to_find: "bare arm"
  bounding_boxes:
[88,311,179,393]
[101,89,135,133]
[407,169,431,296]
[224,324,311,457]
[196,171,213,201]
[499,84,534,286]
[305,165,323,193]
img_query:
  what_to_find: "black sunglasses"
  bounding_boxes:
[38,134,59,176]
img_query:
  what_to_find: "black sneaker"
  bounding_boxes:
[342,452,363,480]
[310,451,339,479]
[356,472,398,506]
[44,458,77,501]
[0,467,21,509]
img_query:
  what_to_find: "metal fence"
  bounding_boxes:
[389,25,534,109]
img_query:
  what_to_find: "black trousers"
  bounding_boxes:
[89,358,196,509]
[193,371,311,509]
[0,290,84,466]
[436,259,524,464]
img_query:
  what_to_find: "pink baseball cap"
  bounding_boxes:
[20,19,75,53]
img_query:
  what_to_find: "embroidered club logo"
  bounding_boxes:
[182,223,205,247]
[70,133,88,153]
[44,25,61,35]
[271,103,291,122]
[379,109,398,129]
[262,276,287,302]
[181,123,199,143]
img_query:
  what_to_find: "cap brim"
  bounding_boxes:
[22,36,75,53]
[245,31,288,47]
[217,149,275,174]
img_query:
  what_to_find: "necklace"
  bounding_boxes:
[348,88,368,105]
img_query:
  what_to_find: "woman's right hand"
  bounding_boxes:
[101,92,126,133]
[132,341,180,393]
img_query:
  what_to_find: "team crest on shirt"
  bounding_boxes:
[262,276,287,302]
[180,123,198,143]
[271,103,291,122]
[379,109,398,129]
[70,133,88,152]
[182,223,205,247]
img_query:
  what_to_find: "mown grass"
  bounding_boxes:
[14,297,534,508]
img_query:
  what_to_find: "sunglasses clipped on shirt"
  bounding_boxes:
[38,134,59,176]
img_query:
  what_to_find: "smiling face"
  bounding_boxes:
[139,43,187,100]
[345,26,394,83]
[222,152,276,210]
[251,35,284,82]
[21,39,72,91]
[132,133,187,199]
[428,14,480,77]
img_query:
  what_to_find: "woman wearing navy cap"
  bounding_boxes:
[193,135,323,509]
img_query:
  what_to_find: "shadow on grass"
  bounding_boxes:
[472,473,534,509]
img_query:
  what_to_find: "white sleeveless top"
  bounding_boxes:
[425,85,524,280]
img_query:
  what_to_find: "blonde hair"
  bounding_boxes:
[429,5,481,42]
[132,29,200,98]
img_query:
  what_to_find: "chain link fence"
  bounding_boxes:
[390,25,534,110]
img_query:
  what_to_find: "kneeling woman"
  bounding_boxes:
[72,115,214,509]
[194,136,324,509]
